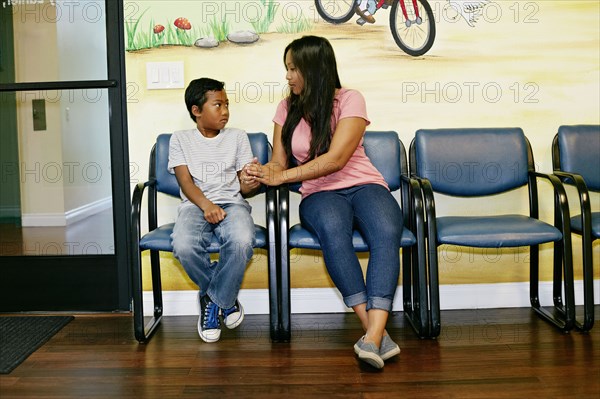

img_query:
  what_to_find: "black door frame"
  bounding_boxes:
[0,0,131,312]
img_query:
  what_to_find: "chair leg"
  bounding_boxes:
[427,244,441,338]
[268,239,282,341]
[530,240,575,332]
[133,249,163,343]
[402,245,426,337]
[577,234,595,332]
[278,240,291,342]
[403,221,439,338]
[275,187,291,342]
[402,246,423,336]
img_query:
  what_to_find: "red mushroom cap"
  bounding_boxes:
[153,24,165,34]
[174,17,191,30]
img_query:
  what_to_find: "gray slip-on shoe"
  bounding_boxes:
[354,336,384,369]
[380,334,401,361]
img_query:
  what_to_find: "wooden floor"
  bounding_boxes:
[1,308,598,398]
[0,208,114,256]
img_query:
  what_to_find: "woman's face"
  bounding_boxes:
[285,50,304,96]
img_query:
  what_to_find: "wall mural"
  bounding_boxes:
[125,0,599,293]
[125,1,494,55]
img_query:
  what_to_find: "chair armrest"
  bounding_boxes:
[410,175,438,249]
[265,185,278,250]
[131,179,156,245]
[400,175,424,234]
[552,171,592,221]
[278,184,290,245]
[530,171,572,235]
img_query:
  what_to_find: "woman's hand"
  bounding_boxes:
[245,162,285,186]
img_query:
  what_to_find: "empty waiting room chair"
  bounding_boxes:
[552,124,599,331]
[410,127,575,332]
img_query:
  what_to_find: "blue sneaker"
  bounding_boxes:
[198,294,221,342]
[222,299,244,329]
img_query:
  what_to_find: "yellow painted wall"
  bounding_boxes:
[125,1,600,291]
[12,2,66,217]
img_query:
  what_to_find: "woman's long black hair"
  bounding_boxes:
[281,36,341,166]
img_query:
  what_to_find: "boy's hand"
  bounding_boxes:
[240,158,262,191]
[202,202,226,224]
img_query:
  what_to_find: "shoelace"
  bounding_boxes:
[222,303,238,318]
[203,302,220,329]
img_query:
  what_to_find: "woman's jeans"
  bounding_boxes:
[171,203,255,309]
[299,184,403,312]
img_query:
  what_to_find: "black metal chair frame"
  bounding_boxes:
[131,133,279,343]
[410,129,576,333]
[552,128,598,332]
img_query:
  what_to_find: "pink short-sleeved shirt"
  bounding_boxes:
[273,88,388,198]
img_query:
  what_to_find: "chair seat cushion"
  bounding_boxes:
[570,211,600,239]
[436,215,563,247]
[139,223,268,252]
[288,224,416,251]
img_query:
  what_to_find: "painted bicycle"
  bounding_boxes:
[315,0,436,56]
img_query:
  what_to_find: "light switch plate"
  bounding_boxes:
[32,99,46,131]
[146,61,184,89]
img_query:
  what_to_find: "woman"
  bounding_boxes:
[246,35,404,369]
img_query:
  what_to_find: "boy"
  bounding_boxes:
[168,78,261,342]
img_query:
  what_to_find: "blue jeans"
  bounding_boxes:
[171,203,255,309]
[299,184,403,312]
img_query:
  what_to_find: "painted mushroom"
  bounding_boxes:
[174,17,191,30]
[153,24,165,34]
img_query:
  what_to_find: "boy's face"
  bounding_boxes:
[192,90,229,133]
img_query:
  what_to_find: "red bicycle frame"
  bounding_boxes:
[376,0,420,20]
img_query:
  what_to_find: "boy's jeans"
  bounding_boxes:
[299,184,404,312]
[171,203,255,309]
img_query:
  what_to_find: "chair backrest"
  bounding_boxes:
[411,128,532,196]
[151,132,271,197]
[553,125,600,191]
[289,131,406,193]
[363,131,405,191]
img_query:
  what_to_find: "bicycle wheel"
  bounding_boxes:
[315,0,356,24]
[389,0,436,56]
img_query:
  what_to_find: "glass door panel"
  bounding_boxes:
[0,0,130,312]
[0,2,114,256]
[8,0,108,83]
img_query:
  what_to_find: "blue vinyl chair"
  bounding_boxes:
[552,124,599,331]
[131,132,278,343]
[410,128,575,332]
[276,131,434,341]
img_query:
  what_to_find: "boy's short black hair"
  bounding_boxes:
[184,78,225,122]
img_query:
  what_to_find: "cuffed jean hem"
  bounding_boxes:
[343,291,368,308]
[206,288,236,310]
[366,297,393,313]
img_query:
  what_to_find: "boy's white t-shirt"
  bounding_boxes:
[168,127,254,209]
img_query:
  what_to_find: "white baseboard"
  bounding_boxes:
[21,212,66,226]
[143,280,600,316]
[21,197,111,226]
[65,197,112,225]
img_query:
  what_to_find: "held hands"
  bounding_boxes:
[240,157,262,191]
[244,161,285,186]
